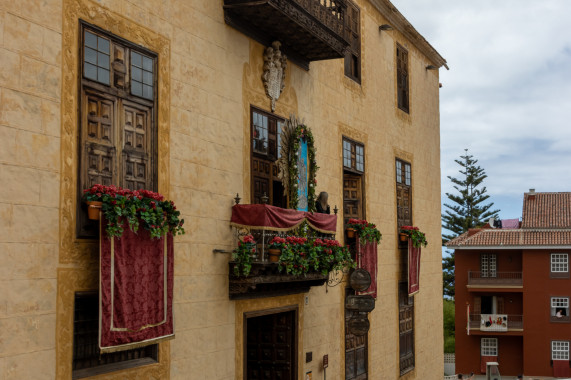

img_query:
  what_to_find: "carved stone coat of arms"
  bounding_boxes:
[262,41,287,112]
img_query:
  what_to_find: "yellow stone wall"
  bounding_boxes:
[0,0,443,378]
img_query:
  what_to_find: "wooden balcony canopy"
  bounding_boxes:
[223,0,351,69]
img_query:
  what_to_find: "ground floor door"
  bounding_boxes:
[246,309,297,380]
[345,289,368,380]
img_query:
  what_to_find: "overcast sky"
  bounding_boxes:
[391,0,571,219]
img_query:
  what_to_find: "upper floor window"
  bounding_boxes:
[551,253,569,275]
[343,138,364,173]
[551,297,570,322]
[396,159,412,229]
[398,282,414,375]
[481,338,498,356]
[344,1,361,83]
[250,108,285,207]
[552,341,570,360]
[396,45,409,113]
[481,253,497,278]
[78,24,158,238]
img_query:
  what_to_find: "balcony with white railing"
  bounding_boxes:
[467,271,523,288]
[469,314,523,333]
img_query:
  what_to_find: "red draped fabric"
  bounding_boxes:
[230,204,337,233]
[99,224,174,352]
[408,240,421,296]
[554,360,571,378]
[480,356,497,373]
[356,241,377,299]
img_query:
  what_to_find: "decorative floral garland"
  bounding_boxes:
[277,116,319,211]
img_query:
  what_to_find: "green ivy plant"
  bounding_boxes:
[278,117,319,211]
[83,184,184,239]
[232,235,256,276]
[346,218,382,245]
[400,226,428,248]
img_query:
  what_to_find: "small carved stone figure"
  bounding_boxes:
[262,41,287,112]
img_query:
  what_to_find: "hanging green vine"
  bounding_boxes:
[277,116,319,212]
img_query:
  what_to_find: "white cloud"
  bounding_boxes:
[392,0,571,211]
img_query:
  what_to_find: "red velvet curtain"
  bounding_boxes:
[356,241,377,299]
[99,224,174,352]
[480,356,497,374]
[230,204,337,233]
[554,360,571,378]
[408,240,421,296]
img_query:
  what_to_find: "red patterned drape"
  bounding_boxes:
[99,224,174,352]
[554,360,571,378]
[480,356,497,373]
[408,239,421,296]
[356,241,377,299]
[230,204,337,233]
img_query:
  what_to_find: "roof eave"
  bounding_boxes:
[447,245,571,250]
[369,0,448,69]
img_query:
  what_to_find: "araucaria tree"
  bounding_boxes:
[442,149,500,298]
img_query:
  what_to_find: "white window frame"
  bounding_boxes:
[551,253,569,273]
[551,297,570,317]
[481,338,498,356]
[552,340,570,360]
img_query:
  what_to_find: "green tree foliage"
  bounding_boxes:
[443,299,455,353]
[442,149,500,298]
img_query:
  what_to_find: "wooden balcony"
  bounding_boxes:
[469,314,523,333]
[229,262,328,299]
[223,0,350,69]
[467,271,523,289]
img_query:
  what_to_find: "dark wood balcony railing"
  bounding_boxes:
[467,271,523,286]
[469,314,523,332]
[223,0,351,69]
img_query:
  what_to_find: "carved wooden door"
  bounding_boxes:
[345,290,367,380]
[247,310,296,380]
[343,174,363,224]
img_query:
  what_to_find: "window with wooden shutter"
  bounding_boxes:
[396,45,409,113]
[344,1,361,83]
[250,107,286,207]
[343,137,365,227]
[72,292,158,379]
[399,282,415,374]
[396,159,412,230]
[78,24,158,238]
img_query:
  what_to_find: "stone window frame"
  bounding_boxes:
[77,21,159,238]
[344,0,361,83]
[396,44,410,113]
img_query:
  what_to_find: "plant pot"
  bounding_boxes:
[347,228,356,238]
[399,232,408,242]
[268,248,281,263]
[87,201,102,220]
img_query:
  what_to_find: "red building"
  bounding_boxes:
[447,191,571,378]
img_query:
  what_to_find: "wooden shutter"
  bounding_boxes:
[78,25,157,238]
[343,174,363,224]
[397,45,409,113]
[474,296,481,314]
[345,289,367,380]
[396,159,412,229]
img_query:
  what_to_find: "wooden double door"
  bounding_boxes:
[246,310,297,380]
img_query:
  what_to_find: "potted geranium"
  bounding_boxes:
[232,234,257,276]
[311,238,355,275]
[267,236,286,263]
[399,226,428,248]
[83,184,184,238]
[346,218,382,244]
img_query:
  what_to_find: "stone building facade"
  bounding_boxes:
[0,0,446,378]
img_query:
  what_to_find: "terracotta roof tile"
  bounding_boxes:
[522,192,571,229]
[446,192,571,248]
